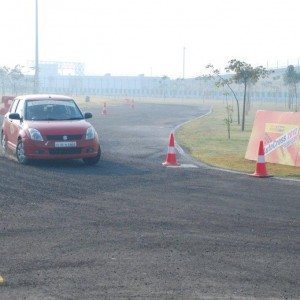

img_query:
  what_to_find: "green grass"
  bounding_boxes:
[176,100,300,179]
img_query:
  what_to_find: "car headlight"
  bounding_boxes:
[28,128,44,141]
[86,126,95,140]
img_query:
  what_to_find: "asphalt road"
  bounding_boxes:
[0,103,299,299]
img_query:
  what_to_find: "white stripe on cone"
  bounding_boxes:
[168,146,175,154]
[257,155,265,163]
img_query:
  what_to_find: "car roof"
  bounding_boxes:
[16,94,74,101]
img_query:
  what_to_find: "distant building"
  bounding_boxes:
[14,61,300,103]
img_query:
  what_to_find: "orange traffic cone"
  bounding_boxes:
[101,102,107,115]
[251,140,271,177]
[163,133,180,166]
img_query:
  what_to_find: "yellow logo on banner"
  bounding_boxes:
[265,123,297,134]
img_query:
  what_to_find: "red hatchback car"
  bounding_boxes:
[1,94,101,165]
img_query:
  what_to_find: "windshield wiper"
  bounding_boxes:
[64,117,84,120]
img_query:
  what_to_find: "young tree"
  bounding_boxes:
[8,65,24,95]
[284,65,300,112]
[206,64,240,125]
[0,66,10,95]
[224,104,233,140]
[225,59,269,131]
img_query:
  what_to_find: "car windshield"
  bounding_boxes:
[25,99,83,121]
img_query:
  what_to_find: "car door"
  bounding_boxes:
[3,98,19,150]
[7,99,24,149]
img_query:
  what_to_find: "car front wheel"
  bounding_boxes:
[16,140,29,164]
[83,147,101,165]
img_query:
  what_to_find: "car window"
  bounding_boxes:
[15,99,24,117]
[9,99,19,113]
[25,99,83,120]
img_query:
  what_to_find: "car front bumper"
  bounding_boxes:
[22,138,100,160]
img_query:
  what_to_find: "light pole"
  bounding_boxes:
[33,0,39,93]
[182,47,186,79]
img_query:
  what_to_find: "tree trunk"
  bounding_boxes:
[226,83,240,125]
[242,82,247,131]
[288,86,294,110]
[227,124,231,140]
[233,91,240,125]
[294,83,298,112]
[246,88,251,115]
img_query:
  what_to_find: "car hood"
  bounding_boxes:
[24,120,92,135]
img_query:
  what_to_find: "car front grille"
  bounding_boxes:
[46,135,82,141]
[49,148,82,155]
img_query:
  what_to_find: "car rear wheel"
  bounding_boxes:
[16,140,29,164]
[82,147,101,165]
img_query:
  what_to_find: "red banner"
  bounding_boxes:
[0,96,14,115]
[245,110,300,167]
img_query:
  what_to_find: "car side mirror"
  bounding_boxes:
[9,113,21,120]
[84,112,92,119]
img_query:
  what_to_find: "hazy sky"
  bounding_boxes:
[0,0,299,78]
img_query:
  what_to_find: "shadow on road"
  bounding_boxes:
[25,158,150,177]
